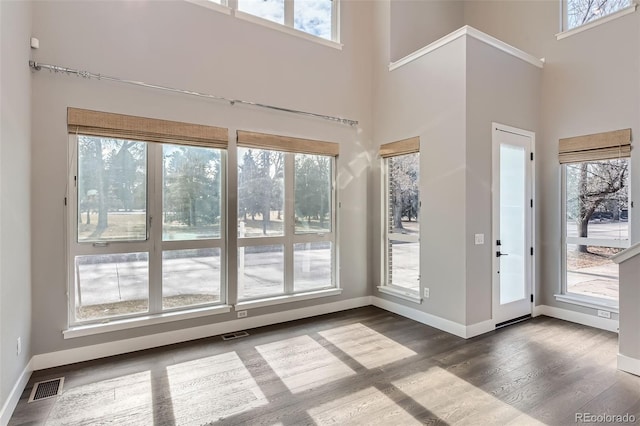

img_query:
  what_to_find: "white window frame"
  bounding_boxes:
[66,135,228,329]
[557,161,631,311]
[186,0,342,49]
[236,151,338,308]
[557,0,637,40]
[378,154,421,304]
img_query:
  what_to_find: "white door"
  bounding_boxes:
[492,123,534,325]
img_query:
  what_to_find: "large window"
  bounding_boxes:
[236,131,338,301]
[559,129,631,306]
[205,0,338,42]
[379,137,420,298]
[564,0,632,31]
[68,109,227,325]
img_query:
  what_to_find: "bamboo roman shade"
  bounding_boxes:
[558,128,631,164]
[67,108,228,149]
[236,130,339,156]
[379,136,420,158]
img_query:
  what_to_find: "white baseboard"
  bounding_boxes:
[533,304,619,333]
[32,296,371,371]
[371,296,494,338]
[618,353,640,377]
[0,359,33,426]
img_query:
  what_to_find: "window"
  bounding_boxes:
[68,108,227,325]
[379,137,420,298]
[565,0,632,30]
[236,131,338,301]
[234,0,337,42]
[559,129,631,306]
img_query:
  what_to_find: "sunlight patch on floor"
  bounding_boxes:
[256,335,356,393]
[392,367,545,425]
[165,351,268,423]
[307,386,421,425]
[318,323,417,369]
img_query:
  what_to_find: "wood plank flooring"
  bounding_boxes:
[9,307,640,425]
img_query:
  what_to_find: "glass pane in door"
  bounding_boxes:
[499,144,526,305]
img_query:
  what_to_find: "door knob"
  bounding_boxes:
[496,251,509,257]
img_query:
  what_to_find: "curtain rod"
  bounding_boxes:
[29,60,358,127]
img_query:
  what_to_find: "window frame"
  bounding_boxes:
[379,152,421,303]
[558,160,631,310]
[235,149,338,304]
[67,135,228,327]
[558,0,637,40]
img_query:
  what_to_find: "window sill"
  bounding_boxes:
[234,11,343,50]
[377,286,422,304]
[556,4,637,41]
[554,293,619,313]
[64,304,232,339]
[236,288,342,310]
[184,0,232,15]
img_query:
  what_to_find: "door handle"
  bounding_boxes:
[496,251,509,257]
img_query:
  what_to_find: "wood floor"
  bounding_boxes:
[9,307,640,425]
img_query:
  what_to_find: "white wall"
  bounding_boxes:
[30,0,373,356]
[0,0,33,415]
[390,0,464,62]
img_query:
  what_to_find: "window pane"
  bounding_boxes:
[294,0,332,40]
[74,253,149,321]
[238,245,284,300]
[238,148,285,237]
[388,153,420,235]
[162,248,221,309]
[567,0,631,29]
[566,244,621,301]
[294,242,332,291]
[388,240,419,291]
[295,154,332,234]
[238,0,284,24]
[565,160,629,241]
[77,136,147,242]
[163,145,222,241]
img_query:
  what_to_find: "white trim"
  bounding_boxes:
[557,4,638,41]
[612,241,640,264]
[32,296,370,371]
[618,353,640,377]
[376,286,422,304]
[554,293,619,313]
[0,359,33,426]
[235,288,342,310]
[184,0,232,15]
[389,26,544,72]
[533,304,619,332]
[234,11,343,50]
[63,304,233,339]
[371,296,494,339]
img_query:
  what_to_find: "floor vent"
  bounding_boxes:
[28,378,64,403]
[495,314,532,329]
[221,331,249,341]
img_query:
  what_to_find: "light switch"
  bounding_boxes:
[474,234,484,245]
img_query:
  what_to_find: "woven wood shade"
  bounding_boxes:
[68,108,228,148]
[379,137,420,158]
[559,128,631,164]
[236,130,339,156]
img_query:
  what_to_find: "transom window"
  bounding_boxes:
[565,0,632,30]
[379,137,420,298]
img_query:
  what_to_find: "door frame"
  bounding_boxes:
[491,122,536,324]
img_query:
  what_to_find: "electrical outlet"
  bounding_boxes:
[237,310,247,318]
[597,310,611,319]
[474,234,484,245]
[424,288,430,298]
[17,337,21,356]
